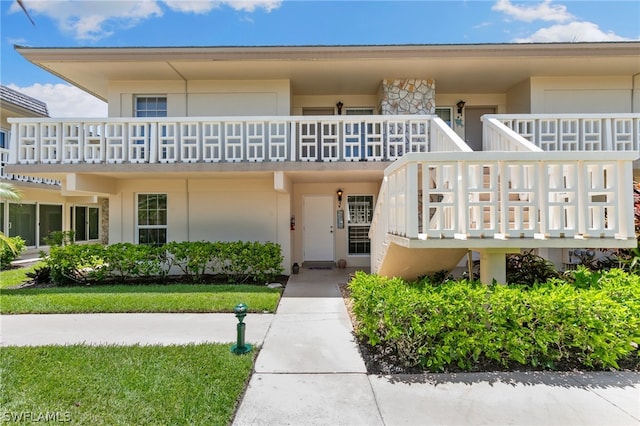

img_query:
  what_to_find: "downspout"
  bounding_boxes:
[167,61,188,116]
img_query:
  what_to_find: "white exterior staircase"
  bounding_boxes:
[370,115,639,283]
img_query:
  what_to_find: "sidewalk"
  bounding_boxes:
[0,313,273,347]
[1,267,639,425]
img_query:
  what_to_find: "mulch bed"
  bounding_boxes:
[5,265,289,290]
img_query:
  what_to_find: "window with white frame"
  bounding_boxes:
[137,194,167,246]
[435,107,453,127]
[346,195,373,255]
[135,96,167,117]
[0,129,7,149]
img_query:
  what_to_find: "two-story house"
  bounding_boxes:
[6,42,639,283]
[1,85,104,252]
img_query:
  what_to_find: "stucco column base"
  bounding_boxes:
[477,248,521,285]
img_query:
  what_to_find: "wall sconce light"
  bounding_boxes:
[456,100,466,114]
[336,101,344,115]
[336,188,343,207]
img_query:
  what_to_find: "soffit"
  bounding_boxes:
[17,43,640,102]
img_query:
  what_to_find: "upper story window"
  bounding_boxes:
[345,108,374,116]
[0,129,7,149]
[135,96,167,117]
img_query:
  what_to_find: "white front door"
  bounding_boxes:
[303,195,334,261]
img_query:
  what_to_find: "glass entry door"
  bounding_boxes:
[39,204,63,245]
[9,203,36,246]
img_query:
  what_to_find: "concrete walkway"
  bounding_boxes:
[2,267,639,425]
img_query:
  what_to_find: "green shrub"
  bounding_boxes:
[166,241,216,282]
[0,236,26,270]
[44,241,284,285]
[46,244,106,285]
[506,250,560,286]
[42,230,75,247]
[349,270,640,372]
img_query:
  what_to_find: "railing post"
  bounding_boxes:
[149,122,157,163]
[9,123,18,165]
[405,161,418,238]
[576,160,586,237]
[617,160,634,239]
[498,161,507,236]
[457,161,468,237]
[289,120,297,162]
[603,118,613,150]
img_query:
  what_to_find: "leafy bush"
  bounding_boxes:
[44,241,284,285]
[42,230,75,247]
[349,270,640,372]
[47,244,107,285]
[506,250,560,286]
[0,236,26,270]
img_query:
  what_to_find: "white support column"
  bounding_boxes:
[477,248,521,285]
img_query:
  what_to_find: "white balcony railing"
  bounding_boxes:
[488,114,640,153]
[0,148,60,186]
[7,115,470,166]
[370,151,636,272]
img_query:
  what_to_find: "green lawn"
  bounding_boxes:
[0,263,41,289]
[0,344,253,425]
[0,284,281,314]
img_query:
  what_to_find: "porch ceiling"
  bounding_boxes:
[4,162,386,184]
[16,43,640,102]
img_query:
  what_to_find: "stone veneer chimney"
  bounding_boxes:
[378,79,435,115]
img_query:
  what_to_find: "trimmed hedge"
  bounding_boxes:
[45,241,284,285]
[349,268,640,372]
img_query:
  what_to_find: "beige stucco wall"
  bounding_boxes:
[108,177,291,272]
[292,181,381,268]
[108,80,291,117]
[530,76,633,113]
[506,79,532,113]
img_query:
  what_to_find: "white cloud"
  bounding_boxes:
[8,0,281,41]
[492,1,633,43]
[492,0,573,23]
[163,0,281,14]
[515,21,632,43]
[9,0,163,41]
[8,83,108,118]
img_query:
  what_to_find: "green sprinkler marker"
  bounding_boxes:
[231,303,252,354]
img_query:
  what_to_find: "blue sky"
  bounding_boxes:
[1,0,639,117]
